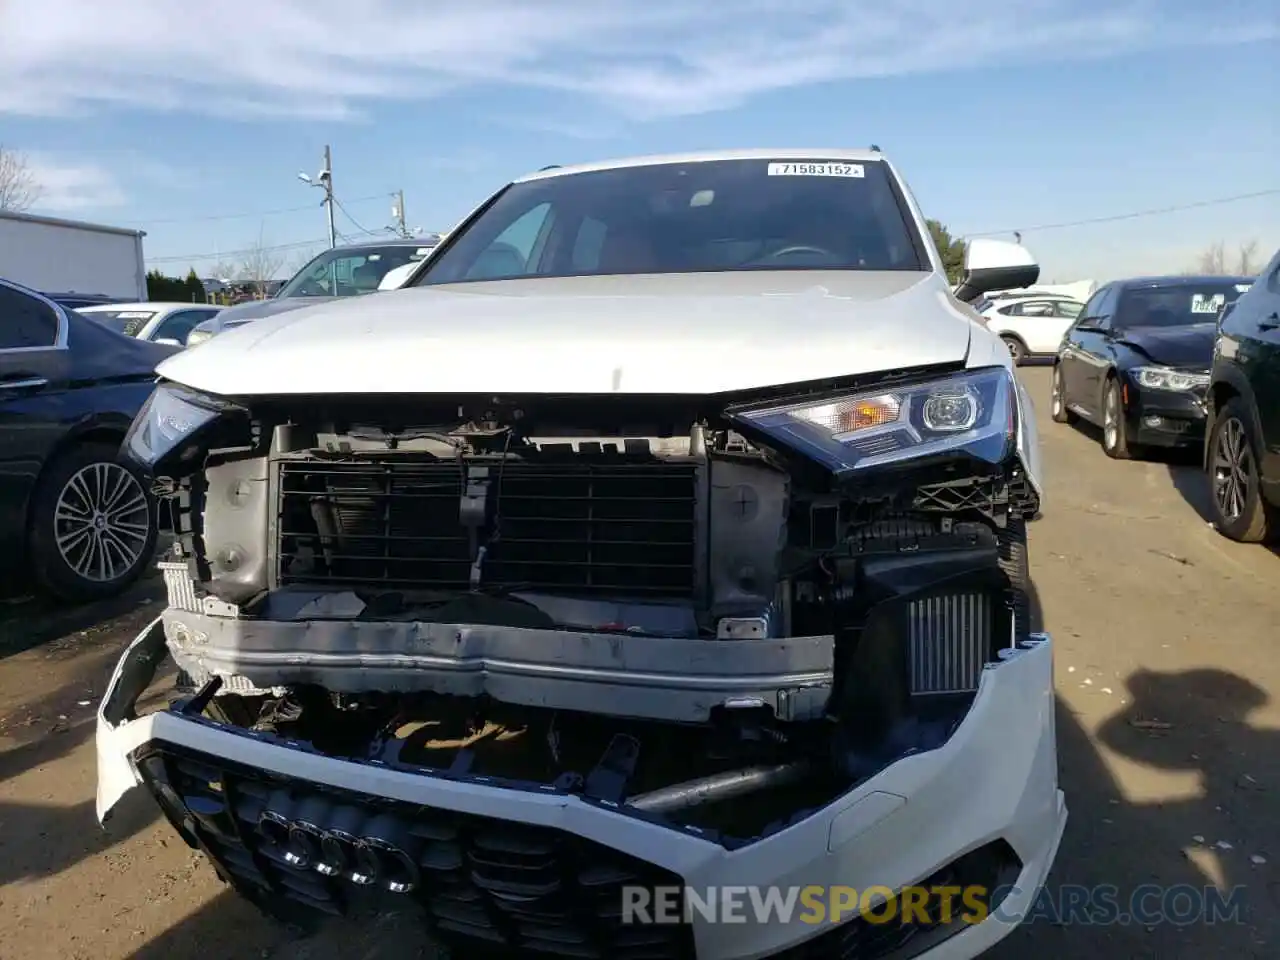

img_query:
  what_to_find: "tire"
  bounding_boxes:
[1101,377,1137,460]
[1207,398,1273,543]
[1001,335,1027,365]
[27,441,157,602]
[1050,364,1075,424]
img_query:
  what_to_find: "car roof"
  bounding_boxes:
[987,291,1079,300]
[515,148,888,183]
[330,237,440,253]
[1111,275,1255,289]
[77,301,217,312]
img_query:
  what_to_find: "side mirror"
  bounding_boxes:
[953,238,1040,303]
[154,337,182,347]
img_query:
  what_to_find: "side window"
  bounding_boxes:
[467,203,553,280]
[0,285,60,350]
[997,303,1020,316]
[1056,301,1084,320]
[1019,301,1055,318]
[572,217,609,271]
[1079,286,1114,327]
[154,310,212,343]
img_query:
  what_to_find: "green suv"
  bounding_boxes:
[1206,247,1280,541]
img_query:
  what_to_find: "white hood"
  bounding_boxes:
[158,271,978,397]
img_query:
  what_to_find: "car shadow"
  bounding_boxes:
[0,663,175,890]
[1166,454,1280,561]
[0,572,166,661]
[989,579,1275,957]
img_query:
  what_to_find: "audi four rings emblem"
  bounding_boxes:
[257,797,421,894]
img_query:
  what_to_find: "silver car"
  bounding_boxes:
[185,237,440,346]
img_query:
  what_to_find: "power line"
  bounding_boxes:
[965,188,1280,238]
[148,235,328,264]
[138,193,393,226]
[334,195,383,237]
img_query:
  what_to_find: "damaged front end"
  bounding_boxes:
[100,360,1054,955]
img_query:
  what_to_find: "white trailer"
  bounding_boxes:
[0,209,147,301]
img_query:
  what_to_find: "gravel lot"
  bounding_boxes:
[1,366,1276,959]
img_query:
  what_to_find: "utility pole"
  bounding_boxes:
[392,190,409,238]
[322,145,336,249]
[298,145,336,249]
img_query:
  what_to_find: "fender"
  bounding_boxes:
[1204,361,1264,471]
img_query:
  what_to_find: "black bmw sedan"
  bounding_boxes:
[1,279,177,601]
[1050,274,1254,459]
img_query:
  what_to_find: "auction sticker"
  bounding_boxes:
[1190,293,1226,314]
[768,162,864,178]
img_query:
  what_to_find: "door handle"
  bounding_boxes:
[0,376,49,391]
[1259,312,1280,331]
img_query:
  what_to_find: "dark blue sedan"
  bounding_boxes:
[0,278,176,600]
[1050,275,1254,459]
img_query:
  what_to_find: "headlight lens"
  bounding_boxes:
[124,383,224,469]
[1133,366,1209,392]
[731,367,1015,474]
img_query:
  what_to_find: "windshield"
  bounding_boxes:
[417,158,926,285]
[1116,281,1251,328]
[277,243,436,299]
[77,309,157,336]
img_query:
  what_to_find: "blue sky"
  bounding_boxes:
[2,0,1277,282]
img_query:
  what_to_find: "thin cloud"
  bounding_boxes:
[0,1,1275,121]
[25,156,127,213]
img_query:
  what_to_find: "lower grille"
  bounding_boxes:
[276,457,698,597]
[138,745,694,958]
[766,841,1020,960]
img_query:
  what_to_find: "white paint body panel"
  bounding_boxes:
[157,271,973,397]
[98,621,1065,960]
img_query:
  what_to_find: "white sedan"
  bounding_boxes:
[76,301,223,346]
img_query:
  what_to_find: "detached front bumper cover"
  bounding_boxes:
[97,619,1065,960]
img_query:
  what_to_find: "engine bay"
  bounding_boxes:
[153,384,1039,844]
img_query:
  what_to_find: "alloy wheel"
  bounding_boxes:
[1051,368,1064,417]
[54,462,151,583]
[1212,417,1253,522]
[1103,388,1118,450]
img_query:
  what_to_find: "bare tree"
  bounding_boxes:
[209,260,238,284]
[0,145,43,212]
[1237,239,1260,276]
[1195,241,1227,275]
[238,228,285,299]
[285,247,321,277]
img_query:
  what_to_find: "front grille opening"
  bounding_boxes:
[275,458,697,597]
[769,840,1022,959]
[137,745,696,958]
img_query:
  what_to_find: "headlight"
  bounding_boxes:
[731,367,1015,474]
[186,328,214,348]
[1133,366,1209,392]
[124,383,226,469]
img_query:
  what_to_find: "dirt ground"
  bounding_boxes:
[1,366,1277,959]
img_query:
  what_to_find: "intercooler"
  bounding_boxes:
[274,457,698,597]
[906,592,993,696]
